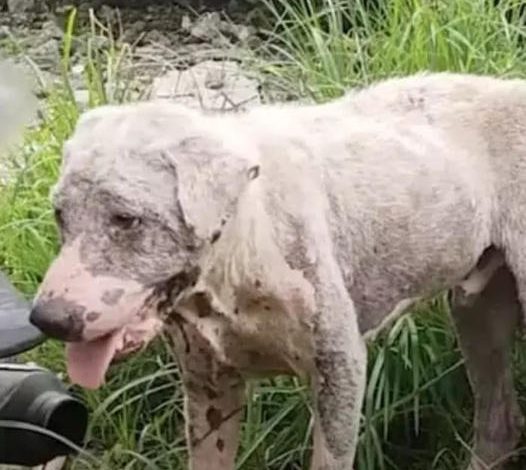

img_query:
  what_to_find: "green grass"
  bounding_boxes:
[2,0,526,468]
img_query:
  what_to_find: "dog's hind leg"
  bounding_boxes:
[449,256,524,470]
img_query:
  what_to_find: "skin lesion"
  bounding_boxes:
[101,288,125,306]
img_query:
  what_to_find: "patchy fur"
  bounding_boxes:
[30,72,526,469]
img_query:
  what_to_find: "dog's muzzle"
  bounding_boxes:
[29,299,84,342]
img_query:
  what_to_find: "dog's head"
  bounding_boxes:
[30,102,255,389]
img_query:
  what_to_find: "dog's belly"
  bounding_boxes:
[350,252,476,338]
[351,246,505,339]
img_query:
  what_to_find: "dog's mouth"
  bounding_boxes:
[63,269,199,390]
[66,316,162,390]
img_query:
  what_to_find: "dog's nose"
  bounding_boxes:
[29,299,84,342]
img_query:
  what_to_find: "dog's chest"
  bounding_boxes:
[168,283,314,378]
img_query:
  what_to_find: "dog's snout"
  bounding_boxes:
[30,299,85,341]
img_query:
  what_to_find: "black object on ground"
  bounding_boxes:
[0,272,45,359]
[0,272,89,466]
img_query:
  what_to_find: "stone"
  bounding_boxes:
[74,89,90,110]
[40,19,63,41]
[7,0,36,14]
[190,12,223,42]
[0,26,9,40]
[143,30,172,48]
[99,4,118,22]
[121,20,147,45]
[181,14,192,32]
[150,59,261,111]
[69,63,85,91]
[28,38,60,71]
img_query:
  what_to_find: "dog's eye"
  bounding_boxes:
[111,214,142,231]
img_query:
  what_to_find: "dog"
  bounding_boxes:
[29,72,526,470]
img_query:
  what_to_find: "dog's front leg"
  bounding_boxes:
[183,371,245,470]
[165,326,245,470]
[309,285,367,470]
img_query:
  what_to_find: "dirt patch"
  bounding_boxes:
[0,0,276,112]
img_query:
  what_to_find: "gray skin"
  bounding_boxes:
[29,72,526,470]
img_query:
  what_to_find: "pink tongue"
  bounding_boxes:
[66,330,123,390]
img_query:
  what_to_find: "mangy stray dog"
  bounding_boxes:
[29,72,526,470]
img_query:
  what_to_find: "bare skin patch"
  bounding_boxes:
[193,291,216,318]
[152,267,202,314]
[204,385,220,400]
[166,313,191,353]
[206,406,223,431]
[101,288,125,306]
[86,311,101,322]
[210,230,221,244]
[247,165,260,180]
[216,438,225,452]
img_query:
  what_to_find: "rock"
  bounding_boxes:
[71,64,84,76]
[40,19,63,41]
[121,20,146,44]
[74,88,90,109]
[76,2,92,14]
[220,21,254,43]
[181,14,192,32]
[234,24,252,42]
[99,4,118,23]
[143,30,172,48]
[150,59,261,111]
[7,0,36,13]
[28,38,60,71]
[188,11,256,46]
[190,12,223,43]
[69,63,85,90]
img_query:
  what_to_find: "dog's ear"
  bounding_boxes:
[166,135,256,240]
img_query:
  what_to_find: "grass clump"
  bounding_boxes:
[258,0,526,100]
[1,1,526,469]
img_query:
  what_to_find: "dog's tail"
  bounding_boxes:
[0,60,37,152]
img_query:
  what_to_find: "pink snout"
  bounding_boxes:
[30,239,152,342]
